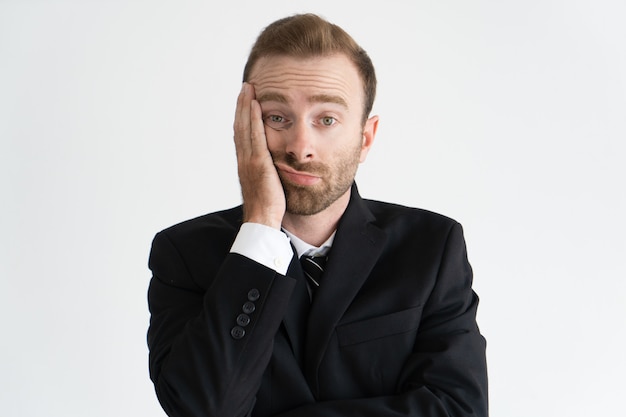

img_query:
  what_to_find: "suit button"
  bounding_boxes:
[230,326,245,339]
[242,301,256,314]
[247,289,260,301]
[236,314,251,327]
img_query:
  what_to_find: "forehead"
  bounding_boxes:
[248,54,364,108]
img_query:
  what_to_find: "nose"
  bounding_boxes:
[285,121,315,162]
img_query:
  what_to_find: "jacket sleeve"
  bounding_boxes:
[147,229,296,417]
[271,222,488,417]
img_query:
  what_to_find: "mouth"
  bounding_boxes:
[275,163,321,186]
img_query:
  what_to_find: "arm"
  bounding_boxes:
[148,232,295,417]
[147,83,293,417]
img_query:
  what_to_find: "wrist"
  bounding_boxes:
[243,211,283,230]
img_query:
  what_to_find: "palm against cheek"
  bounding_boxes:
[234,84,286,229]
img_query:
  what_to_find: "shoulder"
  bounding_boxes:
[156,205,244,242]
[360,198,466,254]
[149,206,244,275]
[363,198,459,231]
[148,206,244,288]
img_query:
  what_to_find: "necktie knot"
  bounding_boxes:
[300,255,328,289]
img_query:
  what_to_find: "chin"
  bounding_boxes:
[283,181,352,216]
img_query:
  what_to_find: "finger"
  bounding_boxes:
[249,99,269,156]
[234,83,252,158]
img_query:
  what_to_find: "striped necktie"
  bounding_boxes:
[300,255,328,291]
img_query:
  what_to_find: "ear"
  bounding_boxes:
[359,115,379,163]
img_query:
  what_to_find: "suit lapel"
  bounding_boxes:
[303,185,387,394]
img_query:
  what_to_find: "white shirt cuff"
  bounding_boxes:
[230,223,293,275]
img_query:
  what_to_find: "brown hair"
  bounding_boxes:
[243,14,376,122]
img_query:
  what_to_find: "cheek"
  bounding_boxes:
[264,129,284,152]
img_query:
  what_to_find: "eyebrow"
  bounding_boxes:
[310,94,348,108]
[256,92,348,109]
[256,92,289,104]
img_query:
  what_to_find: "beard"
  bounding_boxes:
[272,144,362,216]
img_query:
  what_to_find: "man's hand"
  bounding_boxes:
[233,83,286,229]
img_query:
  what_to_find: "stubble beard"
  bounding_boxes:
[272,146,361,216]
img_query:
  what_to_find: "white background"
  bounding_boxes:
[1,1,624,416]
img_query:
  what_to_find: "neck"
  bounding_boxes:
[282,188,351,247]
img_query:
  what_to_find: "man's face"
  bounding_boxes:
[248,54,378,215]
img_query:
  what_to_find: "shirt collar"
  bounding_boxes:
[282,228,335,258]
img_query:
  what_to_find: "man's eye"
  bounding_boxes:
[321,117,336,126]
[263,114,291,130]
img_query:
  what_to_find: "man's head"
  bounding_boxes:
[243,13,376,124]
[242,14,379,217]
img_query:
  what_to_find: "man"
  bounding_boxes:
[147,13,488,417]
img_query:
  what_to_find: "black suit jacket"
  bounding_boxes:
[147,185,488,417]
